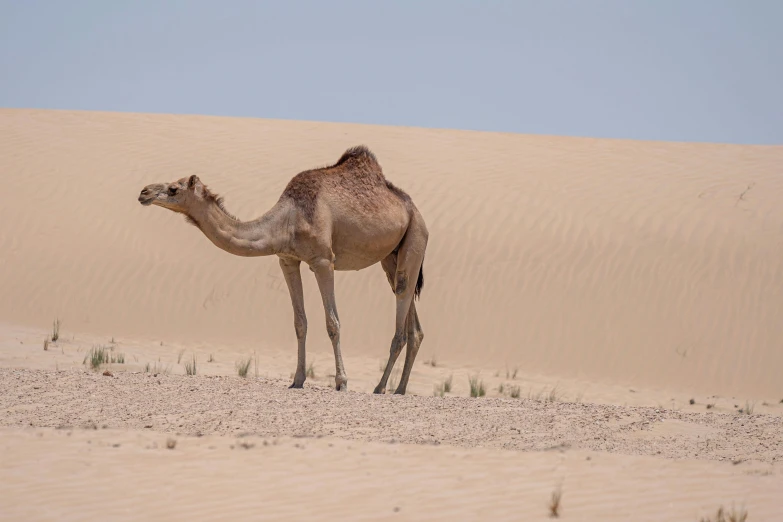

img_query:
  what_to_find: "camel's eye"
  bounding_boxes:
[168,186,178,196]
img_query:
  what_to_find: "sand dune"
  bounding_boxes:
[2,108,783,521]
[2,108,782,399]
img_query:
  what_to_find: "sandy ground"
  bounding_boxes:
[1,325,782,521]
[1,108,783,520]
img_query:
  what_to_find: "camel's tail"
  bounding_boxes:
[414,256,424,301]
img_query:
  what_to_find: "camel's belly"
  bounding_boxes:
[331,223,407,271]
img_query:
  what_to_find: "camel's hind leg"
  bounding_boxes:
[374,214,427,395]
[374,253,406,394]
[394,299,423,395]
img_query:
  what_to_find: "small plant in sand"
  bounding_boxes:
[506,365,518,380]
[84,345,108,370]
[306,362,316,379]
[51,318,61,342]
[738,401,755,415]
[144,361,170,375]
[236,357,253,378]
[468,375,485,398]
[424,355,437,367]
[177,349,185,364]
[509,385,521,399]
[207,353,214,363]
[184,354,197,376]
[43,338,49,351]
[528,385,560,402]
[498,382,505,394]
[433,375,453,397]
[548,486,562,518]
[699,504,748,522]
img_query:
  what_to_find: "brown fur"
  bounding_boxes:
[281,145,410,222]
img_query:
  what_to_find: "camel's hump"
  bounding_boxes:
[332,145,380,168]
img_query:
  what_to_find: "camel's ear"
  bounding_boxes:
[188,175,200,189]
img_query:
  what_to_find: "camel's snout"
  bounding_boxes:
[138,188,153,205]
[138,184,164,206]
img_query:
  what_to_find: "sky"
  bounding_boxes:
[1,1,781,144]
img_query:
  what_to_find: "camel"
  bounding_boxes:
[138,146,428,395]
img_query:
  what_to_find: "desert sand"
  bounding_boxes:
[1,108,782,520]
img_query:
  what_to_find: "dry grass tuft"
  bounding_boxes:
[184,354,197,376]
[144,361,170,375]
[207,353,214,363]
[433,375,453,397]
[528,385,561,402]
[699,504,748,522]
[83,345,124,369]
[51,318,61,342]
[43,338,49,351]
[306,362,316,379]
[548,486,562,518]
[469,375,485,398]
[177,349,185,364]
[236,357,253,378]
[509,385,521,399]
[84,346,107,369]
[738,401,755,415]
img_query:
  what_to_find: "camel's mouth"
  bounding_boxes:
[138,186,163,206]
[138,194,156,206]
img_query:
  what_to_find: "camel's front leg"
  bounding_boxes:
[312,260,348,391]
[280,258,307,388]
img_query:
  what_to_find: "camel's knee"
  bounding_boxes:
[406,315,423,346]
[394,272,408,295]
[325,316,340,341]
[294,315,307,340]
[411,328,423,347]
[389,331,406,355]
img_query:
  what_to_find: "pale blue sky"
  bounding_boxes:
[1,1,781,144]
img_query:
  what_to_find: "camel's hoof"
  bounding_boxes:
[373,387,386,395]
[289,382,304,389]
[393,389,406,395]
[335,383,347,392]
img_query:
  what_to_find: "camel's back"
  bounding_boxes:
[280,145,413,223]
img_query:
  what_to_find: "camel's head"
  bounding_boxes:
[138,175,205,213]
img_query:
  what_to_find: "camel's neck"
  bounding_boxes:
[187,200,285,257]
